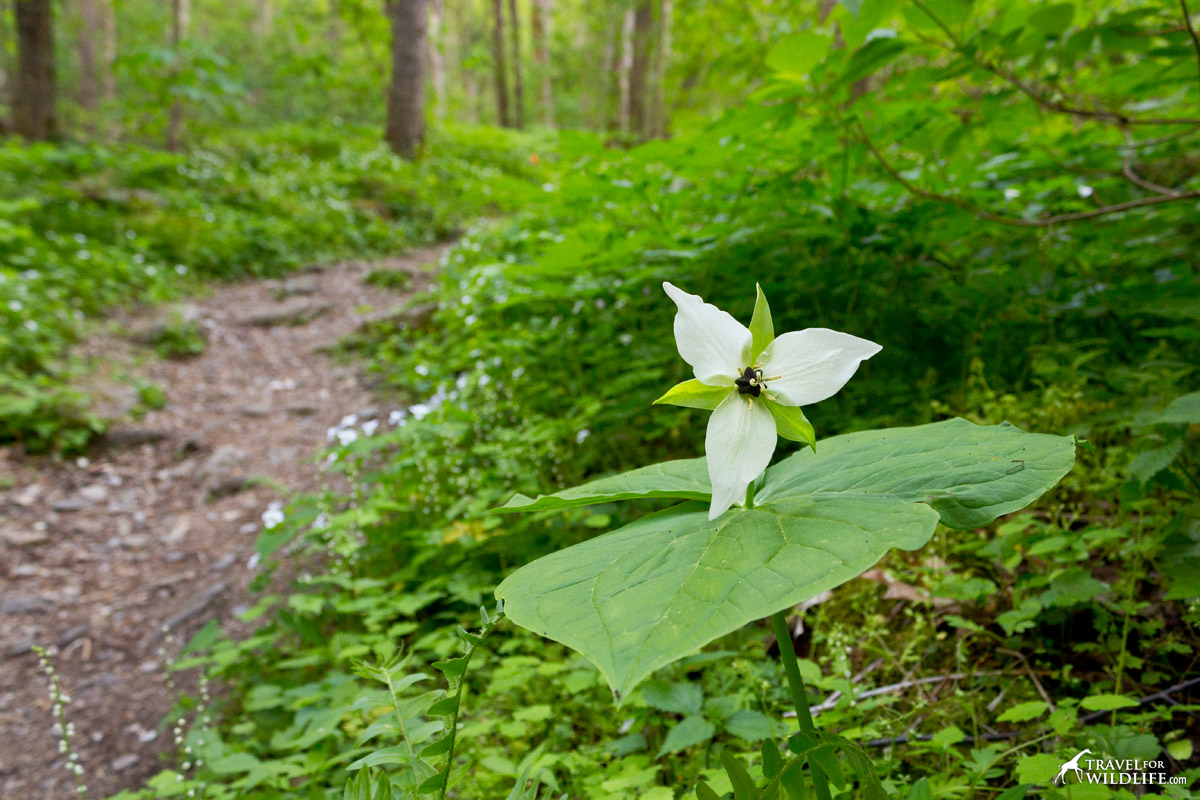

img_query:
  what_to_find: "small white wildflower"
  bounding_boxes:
[576,429,591,444]
[1003,187,1021,200]
[339,414,359,428]
[1077,184,1094,198]
[336,428,359,446]
[409,404,431,421]
[388,409,407,426]
[361,420,379,436]
[261,502,285,530]
[415,364,430,376]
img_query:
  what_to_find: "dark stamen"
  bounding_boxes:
[735,367,762,397]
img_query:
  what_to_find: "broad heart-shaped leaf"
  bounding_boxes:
[496,496,940,699]
[755,418,1077,530]
[494,458,710,513]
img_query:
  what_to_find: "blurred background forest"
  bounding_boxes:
[2,0,1200,799]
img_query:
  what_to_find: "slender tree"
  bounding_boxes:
[627,0,652,137]
[13,0,57,140]
[254,0,274,38]
[428,0,445,119]
[531,0,552,126]
[385,0,427,157]
[506,0,523,127]
[75,0,99,112]
[648,0,670,138]
[615,8,633,132]
[490,0,509,126]
[165,0,190,150]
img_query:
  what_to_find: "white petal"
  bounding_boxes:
[663,282,751,387]
[705,393,777,520]
[759,328,882,407]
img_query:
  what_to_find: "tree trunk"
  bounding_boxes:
[490,0,509,127]
[428,0,445,120]
[0,1,11,116]
[648,0,670,138]
[506,0,523,128]
[254,0,273,38]
[531,0,552,127]
[75,0,99,112]
[455,0,478,124]
[627,0,652,137]
[166,0,190,150]
[385,0,426,158]
[616,9,633,133]
[13,0,57,140]
[98,0,115,101]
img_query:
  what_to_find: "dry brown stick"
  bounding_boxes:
[998,648,1056,712]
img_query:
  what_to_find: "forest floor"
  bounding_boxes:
[0,246,444,799]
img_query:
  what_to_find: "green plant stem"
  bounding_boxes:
[770,611,833,800]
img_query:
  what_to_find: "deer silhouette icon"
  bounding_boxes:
[1054,749,1092,784]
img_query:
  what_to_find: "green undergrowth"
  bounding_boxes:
[0,122,546,451]
[114,117,1200,799]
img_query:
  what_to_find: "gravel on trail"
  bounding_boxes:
[0,248,444,799]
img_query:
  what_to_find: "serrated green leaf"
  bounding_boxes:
[656,379,731,410]
[659,716,716,756]
[1080,694,1139,711]
[998,700,1049,723]
[908,777,933,800]
[1129,439,1184,484]
[641,680,704,715]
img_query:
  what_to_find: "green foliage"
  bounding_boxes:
[40,0,1200,798]
[0,123,541,449]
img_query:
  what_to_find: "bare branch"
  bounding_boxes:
[1182,0,1200,100]
[856,124,1200,227]
[911,0,1200,128]
[1120,127,1187,196]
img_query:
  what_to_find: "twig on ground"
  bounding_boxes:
[862,675,1200,748]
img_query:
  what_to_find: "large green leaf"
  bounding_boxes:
[496,419,1075,698]
[496,497,940,698]
[494,458,710,513]
[755,419,1076,529]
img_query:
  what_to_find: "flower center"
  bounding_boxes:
[735,367,764,397]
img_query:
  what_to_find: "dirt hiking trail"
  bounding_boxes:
[1,246,444,799]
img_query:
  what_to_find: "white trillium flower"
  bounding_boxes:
[659,282,882,520]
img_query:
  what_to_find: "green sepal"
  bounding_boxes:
[654,379,730,410]
[749,283,775,362]
[767,401,817,450]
